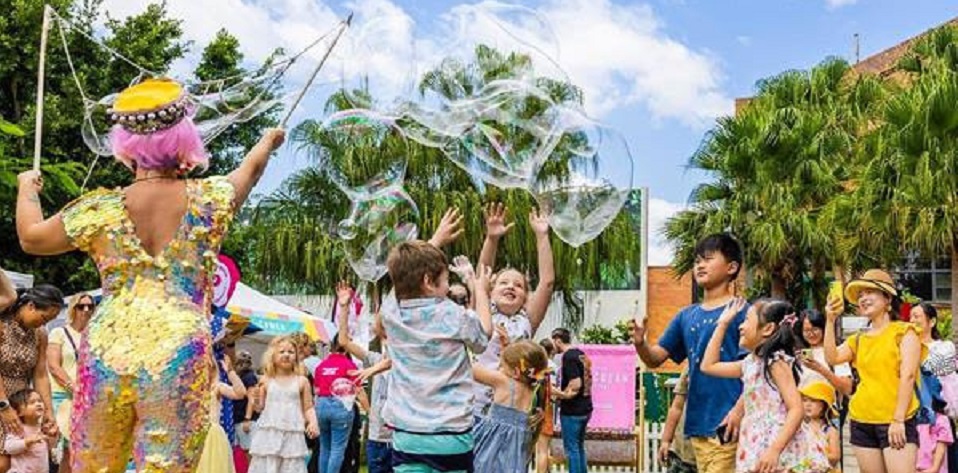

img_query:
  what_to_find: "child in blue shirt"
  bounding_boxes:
[631,233,748,473]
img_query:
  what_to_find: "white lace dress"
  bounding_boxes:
[248,378,309,473]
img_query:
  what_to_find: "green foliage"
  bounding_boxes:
[579,320,632,345]
[0,0,278,293]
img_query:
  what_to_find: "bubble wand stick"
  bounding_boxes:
[280,13,353,127]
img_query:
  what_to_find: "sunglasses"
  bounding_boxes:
[76,304,95,311]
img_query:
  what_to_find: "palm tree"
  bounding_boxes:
[243,46,643,329]
[856,25,958,343]
[665,58,886,303]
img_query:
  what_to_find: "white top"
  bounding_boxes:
[799,346,852,388]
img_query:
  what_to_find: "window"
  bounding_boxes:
[896,252,951,303]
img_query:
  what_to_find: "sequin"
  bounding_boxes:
[61,177,235,473]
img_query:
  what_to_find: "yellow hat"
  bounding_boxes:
[844,268,897,303]
[800,381,837,417]
[108,78,189,134]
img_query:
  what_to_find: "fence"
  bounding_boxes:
[544,422,665,473]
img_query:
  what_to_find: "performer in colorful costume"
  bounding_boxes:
[14,78,285,473]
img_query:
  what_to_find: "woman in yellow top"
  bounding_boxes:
[15,78,285,473]
[823,269,923,473]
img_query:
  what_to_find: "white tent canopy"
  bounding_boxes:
[3,270,34,289]
[61,283,336,343]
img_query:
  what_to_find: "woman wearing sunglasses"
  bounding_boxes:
[48,293,94,473]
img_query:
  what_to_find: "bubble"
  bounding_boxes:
[337,218,358,240]
[310,109,410,200]
[531,107,634,248]
[340,184,420,282]
[331,13,419,111]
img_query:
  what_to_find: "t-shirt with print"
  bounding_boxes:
[657,302,748,438]
[559,348,593,416]
[473,311,533,414]
[48,325,81,395]
[380,294,490,434]
[313,353,358,396]
[362,350,392,443]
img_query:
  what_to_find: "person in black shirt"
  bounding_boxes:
[550,328,593,473]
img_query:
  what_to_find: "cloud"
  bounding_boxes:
[536,0,733,124]
[96,0,732,126]
[825,0,858,9]
[736,35,752,46]
[648,197,685,266]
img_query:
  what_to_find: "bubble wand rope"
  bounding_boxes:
[280,13,353,127]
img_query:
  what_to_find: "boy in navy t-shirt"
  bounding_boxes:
[631,233,747,473]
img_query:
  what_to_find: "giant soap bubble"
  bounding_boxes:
[531,107,634,247]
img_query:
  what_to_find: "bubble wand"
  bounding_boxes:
[33,5,53,171]
[280,13,353,127]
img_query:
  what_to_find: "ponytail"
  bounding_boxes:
[754,298,802,389]
[1,285,65,320]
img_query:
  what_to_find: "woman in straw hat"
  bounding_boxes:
[823,269,924,473]
[15,77,285,472]
[47,292,95,473]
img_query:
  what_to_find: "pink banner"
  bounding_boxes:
[579,344,637,431]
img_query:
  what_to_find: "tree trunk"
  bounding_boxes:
[771,273,787,299]
[951,245,958,347]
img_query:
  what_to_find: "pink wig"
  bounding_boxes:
[109,117,209,172]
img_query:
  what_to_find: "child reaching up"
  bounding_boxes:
[380,241,492,472]
[473,340,549,473]
[701,298,828,473]
[474,203,555,414]
[334,281,395,473]
[3,389,55,473]
[198,356,249,473]
[799,382,841,473]
[248,336,319,473]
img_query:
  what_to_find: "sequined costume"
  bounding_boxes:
[61,177,235,473]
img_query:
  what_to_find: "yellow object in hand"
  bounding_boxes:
[828,280,843,303]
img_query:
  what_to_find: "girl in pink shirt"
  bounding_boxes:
[3,389,54,473]
[313,321,359,473]
[917,410,953,473]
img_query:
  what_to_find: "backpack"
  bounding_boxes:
[916,367,944,425]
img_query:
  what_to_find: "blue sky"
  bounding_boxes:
[99,0,958,263]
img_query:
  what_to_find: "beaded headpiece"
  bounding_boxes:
[107,78,190,135]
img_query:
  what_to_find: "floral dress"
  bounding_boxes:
[738,352,829,473]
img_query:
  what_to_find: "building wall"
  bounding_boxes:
[645,267,693,373]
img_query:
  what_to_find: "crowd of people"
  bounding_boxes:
[8,75,958,473]
[632,233,958,473]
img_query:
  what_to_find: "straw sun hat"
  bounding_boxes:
[843,269,897,303]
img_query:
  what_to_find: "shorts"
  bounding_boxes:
[849,418,919,449]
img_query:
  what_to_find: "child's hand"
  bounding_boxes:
[484,203,515,239]
[242,421,252,433]
[628,318,647,347]
[756,448,781,473]
[449,255,476,282]
[657,440,672,466]
[335,280,353,307]
[495,324,509,347]
[529,208,550,236]
[26,433,45,446]
[306,420,319,439]
[221,355,233,374]
[429,208,464,248]
[476,264,493,293]
[718,298,746,326]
